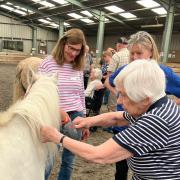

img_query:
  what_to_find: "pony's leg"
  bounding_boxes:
[57,111,83,180]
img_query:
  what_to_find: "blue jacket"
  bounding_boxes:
[109,63,180,132]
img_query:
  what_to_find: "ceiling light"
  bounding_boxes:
[64,22,70,26]
[81,10,93,17]
[38,19,51,24]
[6,2,13,5]
[0,4,14,11]
[51,0,68,5]
[119,12,136,19]
[14,9,27,15]
[46,17,52,21]
[80,18,94,24]
[136,0,160,8]
[104,5,124,13]
[40,1,55,7]
[68,13,83,19]
[50,23,59,27]
[151,7,167,15]
[15,6,27,11]
[141,24,163,28]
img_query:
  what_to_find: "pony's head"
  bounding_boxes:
[13,57,43,103]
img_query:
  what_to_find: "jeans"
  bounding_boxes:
[57,111,83,180]
[103,89,110,104]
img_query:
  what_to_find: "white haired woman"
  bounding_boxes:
[41,59,180,179]
[105,31,180,179]
[85,68,104,98]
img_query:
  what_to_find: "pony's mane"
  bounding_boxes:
[0,74,60,164]
[13,57,43,103]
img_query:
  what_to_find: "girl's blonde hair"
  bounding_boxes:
[52,28,86,70]
[128,31,160,61]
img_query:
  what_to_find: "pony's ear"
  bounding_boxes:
[27,66,38,86]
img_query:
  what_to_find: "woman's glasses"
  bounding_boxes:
[66,44,81,55]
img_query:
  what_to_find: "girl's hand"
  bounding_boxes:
[60,109,71,125]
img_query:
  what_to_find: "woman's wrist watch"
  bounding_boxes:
[59,135,66,146]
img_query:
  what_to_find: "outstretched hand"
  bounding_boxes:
[73,116,90,129]
[41,126,63,144]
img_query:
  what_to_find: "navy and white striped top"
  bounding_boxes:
[113,96,180,179]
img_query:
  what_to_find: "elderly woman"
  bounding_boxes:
[41,59,180,179]
[105,31,180,180]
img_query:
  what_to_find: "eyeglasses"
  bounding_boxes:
[66,44,81,55]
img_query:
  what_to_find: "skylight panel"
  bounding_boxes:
[0,5,14,11]
[68,13,83,19]
[39,1,55,7]
[6,2,13,5]
[64,22,70,26]
[38,19,51,24]
[28,9,34,14]
[51,0,68,5]
[151,7,167,15]
[80,18,94,24]
[81,10,93,17]
[104,5,124,13]
[119,12,136,19]
[14,9,27,15]
[105,18,109,22]
[136,0,160,8]
[15,6,27,12]
[50,23,59,27]
[46,17,52,21]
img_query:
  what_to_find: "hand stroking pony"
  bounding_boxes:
[0,69,60,180]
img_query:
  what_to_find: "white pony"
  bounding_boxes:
[0,71,60,180]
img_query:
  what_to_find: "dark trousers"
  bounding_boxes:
[115,159,128,180]
[113,129,128,180]
[84,76,89,89]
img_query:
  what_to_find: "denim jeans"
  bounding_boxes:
[57,111,83,180]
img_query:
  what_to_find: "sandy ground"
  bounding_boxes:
[0,63,16,111]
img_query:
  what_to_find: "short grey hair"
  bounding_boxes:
[114,59,166,103]
[93,68,102,80]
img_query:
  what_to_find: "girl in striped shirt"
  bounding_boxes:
[38,28,89,180]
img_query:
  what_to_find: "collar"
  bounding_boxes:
[147,95,168,112]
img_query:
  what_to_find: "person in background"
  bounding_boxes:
[101,51,113,83]
[107,37,130,112]
[84,45,93,89]
[85,68,103,98]
[101,51,113,105]
[41,59,180,180]
[106,47,116,56]
[38,28,89,180]
[105,30,180,180]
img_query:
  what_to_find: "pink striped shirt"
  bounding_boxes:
[38,56,86,115]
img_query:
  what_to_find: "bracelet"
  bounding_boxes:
[59,135,66,146]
